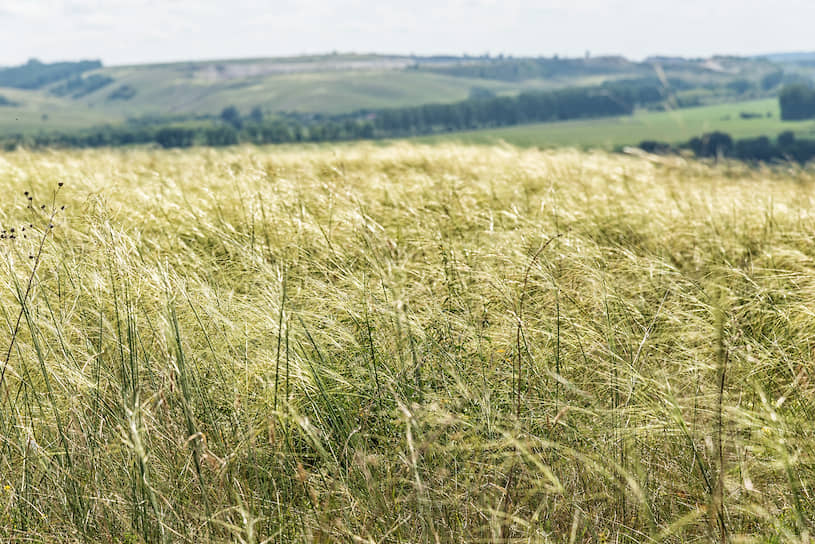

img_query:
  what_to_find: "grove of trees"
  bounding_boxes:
[779,84,815,120]
[642,130,815,164]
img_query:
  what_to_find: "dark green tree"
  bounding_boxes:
[156,127,196,148]
[778,130,796,148]
[249,106,265,123]
[779,84,815,120]
[205,126,239,146]
[220,106,243,129]
[761,70,784,91]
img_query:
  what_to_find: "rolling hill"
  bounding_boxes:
[0,53,790,137]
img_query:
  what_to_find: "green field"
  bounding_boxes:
[0,86,115,135]
[422,98,815,148]
[1,143,815,542]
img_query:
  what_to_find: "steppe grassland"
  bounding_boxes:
[0,143,814,542]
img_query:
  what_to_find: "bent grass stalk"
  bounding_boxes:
[0,185,64,399]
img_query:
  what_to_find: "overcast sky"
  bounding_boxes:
[1,0,813,66]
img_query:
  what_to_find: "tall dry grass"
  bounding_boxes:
[0,143,813,542]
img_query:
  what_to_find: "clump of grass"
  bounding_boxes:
[0,143,814,542]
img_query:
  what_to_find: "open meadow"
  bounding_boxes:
[1,143,815,542]
[423,99,815,149]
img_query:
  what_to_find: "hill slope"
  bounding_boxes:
[0,53,787,137]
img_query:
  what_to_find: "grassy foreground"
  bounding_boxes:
[0,143,814,542]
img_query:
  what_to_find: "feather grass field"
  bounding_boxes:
[0,143,814,542]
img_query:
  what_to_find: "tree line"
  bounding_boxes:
[640,130,815,163]
[342,78,668,135]
[1,78,674,150]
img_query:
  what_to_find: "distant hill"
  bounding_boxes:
[0,53,799,137]
[757,52,815,64]
[0,59,102,89]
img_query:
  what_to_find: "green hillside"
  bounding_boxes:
[87,66,525,116]
[0,86,113,135]
[0,55,559,136]
[0,53,788,138]
[0,67,539,136]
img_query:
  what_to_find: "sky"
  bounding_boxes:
[1,0,814,66]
